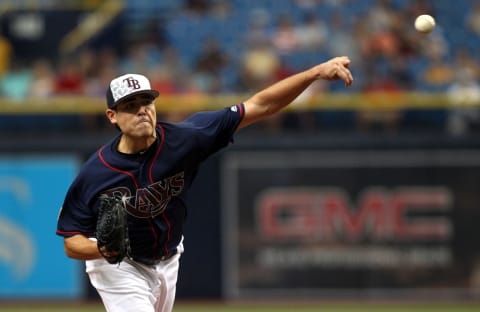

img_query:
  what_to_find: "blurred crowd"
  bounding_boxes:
[0,0,479,134]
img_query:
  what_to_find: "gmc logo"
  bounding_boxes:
[256,187,452,242]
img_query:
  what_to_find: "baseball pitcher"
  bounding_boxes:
[56,56,353,312]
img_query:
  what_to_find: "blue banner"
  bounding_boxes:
[0,156,81,298]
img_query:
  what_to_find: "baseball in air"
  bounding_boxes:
[414,14,436,33]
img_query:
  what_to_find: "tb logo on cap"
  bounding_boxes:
[124,77,141,90]
[107,73,159,108]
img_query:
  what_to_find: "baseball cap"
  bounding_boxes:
[106,74,159,109]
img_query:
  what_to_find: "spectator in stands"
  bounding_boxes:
[209,0,232,20]
[148,65,177,95]
[184,0,211,15]
[244,8,273,48]
[78,49,100,82]
[147,64,190,123]
[28,58,55,98]
[84,66,117,98]
[417,25,449,62]
[83,65,119,132]
[84,48,121,98]
[193,38,230,93]
[120,43,161,75]
[405,0,434,18]
[0,32,12,77]
[322,0,351,8]
[327,11,361,69]
[0,60,32,99]
[160,46,189,91]
[55,58,84,95]
[389,57,414,90]
[295,12,328,51]
[466,2,480,36]
[414,16,449,87]
[367,0,397,34]
[452,47,479,81]
[97,47,120,74]
[364,0,403,60]
[390,11,418,59]
[271,14,299,55]
[238,38,280,92]
[419,53,454,91]
[194,38,229,76]
[446,67,480,136]
[294,0,318,8]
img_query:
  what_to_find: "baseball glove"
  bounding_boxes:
[96,195,130,264]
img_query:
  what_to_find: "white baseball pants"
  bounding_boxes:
[85,243,184,312]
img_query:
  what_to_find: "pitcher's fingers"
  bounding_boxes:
[338,66,353,86]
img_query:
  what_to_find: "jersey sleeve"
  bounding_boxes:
[56,175,96,238]
[183,103,245,159]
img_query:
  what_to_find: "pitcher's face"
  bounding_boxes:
[107,94,157,138]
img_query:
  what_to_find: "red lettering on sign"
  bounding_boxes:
[257,187,451,242]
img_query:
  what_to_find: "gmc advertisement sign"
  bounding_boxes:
[221,150,480,299]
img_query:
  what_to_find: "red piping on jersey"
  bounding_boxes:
[98,146,139,189]
[147,218,159,259]
[161,213,172,257]
[149,124,172,258]
[149,124,165,184]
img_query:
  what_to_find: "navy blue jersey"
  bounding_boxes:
[57,104,244,264]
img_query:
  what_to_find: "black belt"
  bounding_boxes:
[133,250,177,266]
